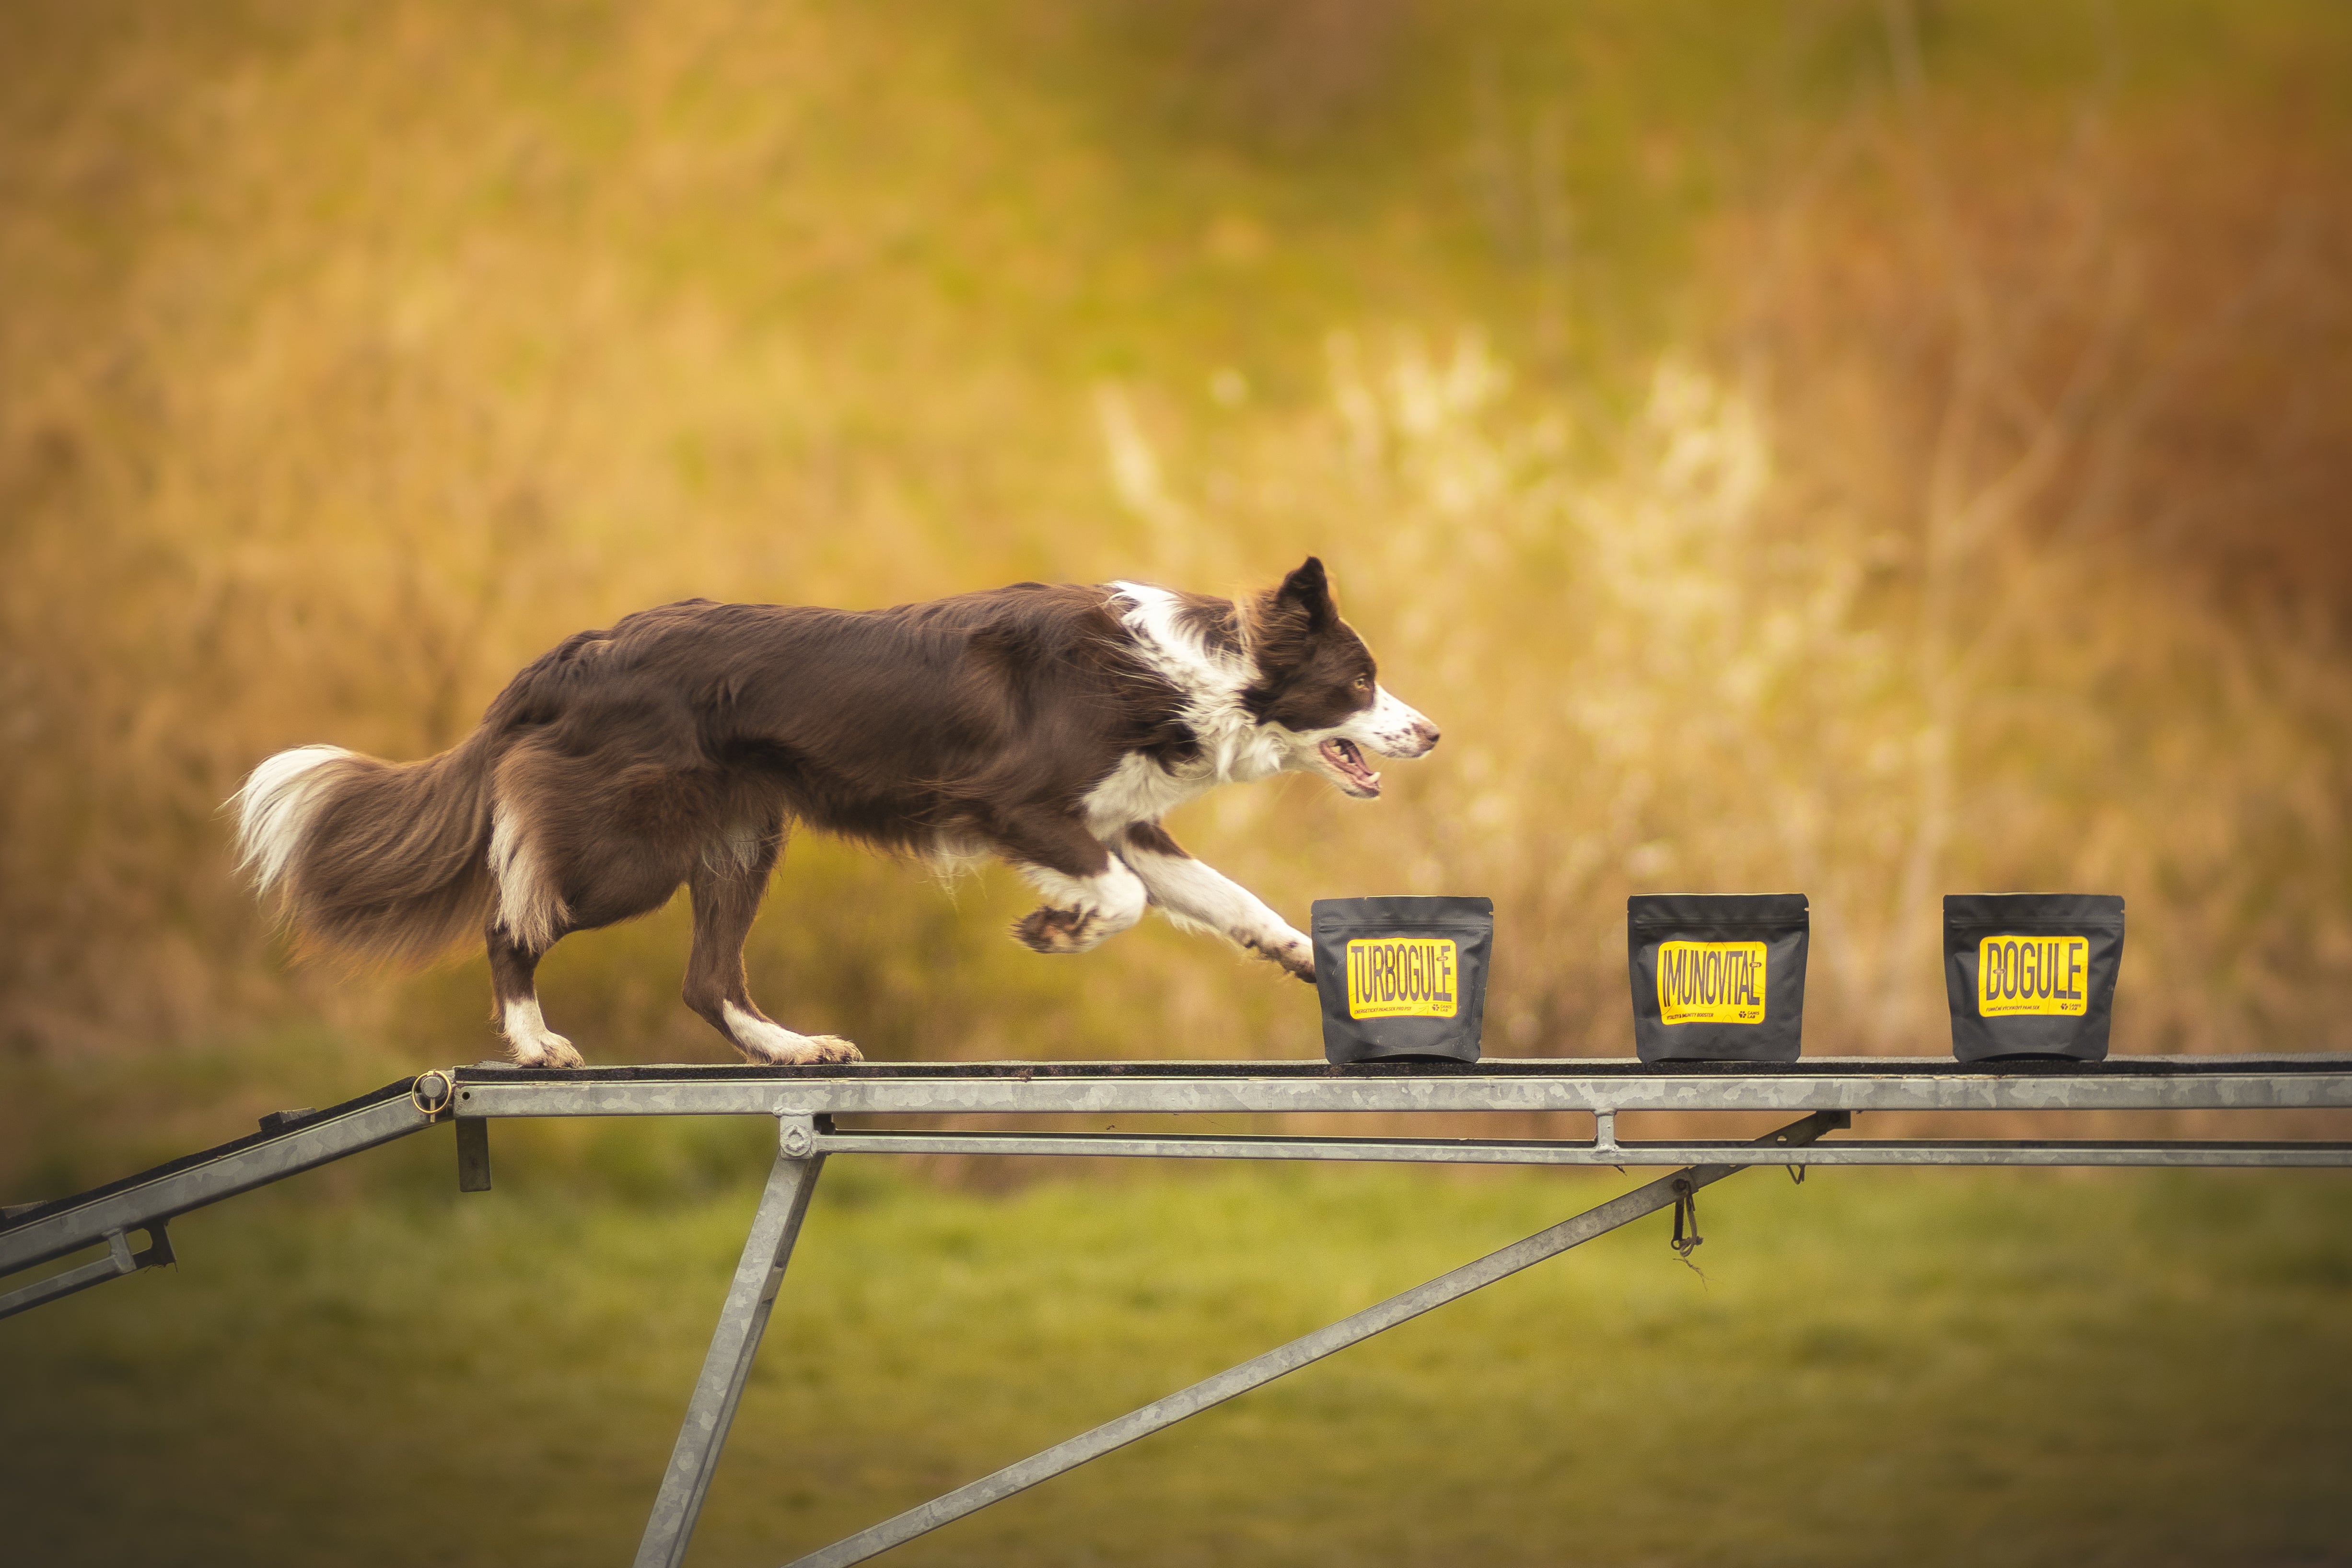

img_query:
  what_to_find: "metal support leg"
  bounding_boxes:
[455,1118,493,1192]
[636,1115,827,1568]
[784,1109,1849,1568]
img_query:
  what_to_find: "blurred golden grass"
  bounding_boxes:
[3,0,2350,1071]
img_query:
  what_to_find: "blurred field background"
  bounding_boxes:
[5,1,2352,1563]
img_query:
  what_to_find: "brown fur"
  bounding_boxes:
[238,560,1429,1065]
[277,739,499,966]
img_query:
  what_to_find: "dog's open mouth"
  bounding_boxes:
[1318,737,1382,797]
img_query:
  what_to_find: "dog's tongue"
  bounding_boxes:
[1320,738,1381,794]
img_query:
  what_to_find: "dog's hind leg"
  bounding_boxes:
[683,818,863,1066]
[488,923,586,1068]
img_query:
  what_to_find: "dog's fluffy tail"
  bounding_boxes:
[231,732,498,966]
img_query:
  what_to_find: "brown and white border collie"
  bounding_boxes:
[231,558,1438,1067]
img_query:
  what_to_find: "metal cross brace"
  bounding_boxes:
[633,1108,1849,1568]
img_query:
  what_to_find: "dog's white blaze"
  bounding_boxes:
[1120,843,1309,968]
[500,997,580,1067]
[232,745,356,892]
[1283,685,1432,797]
[1020,859,1149,946]
[720,1000,848,1065]
[1340,684,1436,758]
[489,802,570,951]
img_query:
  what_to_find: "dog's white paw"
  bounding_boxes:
[792,1034,865,1065]
[722,1000,864,1065]
[1245,926,1316,984]
[506,1031,585,1069]
[741,1031,864,1067]
[502,1000,587,1067]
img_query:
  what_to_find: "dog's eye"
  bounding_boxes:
[1351,675,1372,694]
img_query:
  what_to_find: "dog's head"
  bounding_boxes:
[1242,558,1438,799]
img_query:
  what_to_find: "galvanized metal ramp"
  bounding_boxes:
[6,1053,2352,1565]
[0,1071,454,1320]
[443,1054,2352,1567]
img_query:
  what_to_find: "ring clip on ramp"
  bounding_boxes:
[5,1056,2352,1563]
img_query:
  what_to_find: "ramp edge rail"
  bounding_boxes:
[11,1055,2352,1320]
[446,1055,2352,1117]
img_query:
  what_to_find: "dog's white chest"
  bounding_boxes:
[1083,752,1214,833]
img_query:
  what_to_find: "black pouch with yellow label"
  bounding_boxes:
[1628,894,1808,1063]
[1312,896,1493,1065]
[1944,894,2124,1062]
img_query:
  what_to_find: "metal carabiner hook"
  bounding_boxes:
[1669,1177,1703,1260]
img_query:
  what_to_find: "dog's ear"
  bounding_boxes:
[1272,557,1338,632]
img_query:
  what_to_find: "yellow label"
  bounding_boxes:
[1656,941,1768,1025]
[1345,937,1460,1020]
[1977,935,2090,1017]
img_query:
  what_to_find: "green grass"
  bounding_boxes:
[6,1135,2350,1567]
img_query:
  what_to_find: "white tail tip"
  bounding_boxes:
[231,745,358,894]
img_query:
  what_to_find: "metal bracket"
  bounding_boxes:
[778,1111,816,1161]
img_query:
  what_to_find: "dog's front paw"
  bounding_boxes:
[799,1034,864,1065]
[736,1030,862,1066]
[1245,928,1316,983]
[722,1001,863,1065]
[507,1029,586,1069]
[1013,905,1102,954]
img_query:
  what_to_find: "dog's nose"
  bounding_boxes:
[1415,720,1441,751]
